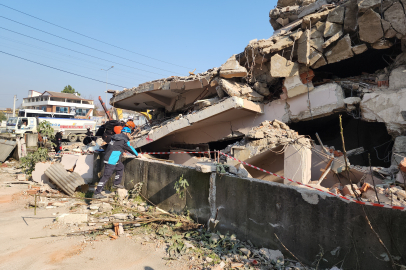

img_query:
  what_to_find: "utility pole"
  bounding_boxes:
[101,66,114,107]
[13,95,17,117]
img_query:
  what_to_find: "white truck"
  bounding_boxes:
[6,116,96,142]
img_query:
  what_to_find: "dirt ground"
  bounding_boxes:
[0,167,190,270]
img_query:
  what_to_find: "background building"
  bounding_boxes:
[22,90,94,117]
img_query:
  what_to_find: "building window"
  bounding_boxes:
[56,107,68,113]
[76,108,89,116]
[41,106,46,112]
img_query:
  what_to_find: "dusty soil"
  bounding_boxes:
[0,167,190,270]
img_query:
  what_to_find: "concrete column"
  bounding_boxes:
[283,143,311,185]
[208,172,216,219]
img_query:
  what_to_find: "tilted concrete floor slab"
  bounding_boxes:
[131,97,263,148]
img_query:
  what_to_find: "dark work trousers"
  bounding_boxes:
[95,161,124,194]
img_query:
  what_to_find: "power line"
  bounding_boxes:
[0,3,196,71]
[0,15,185,75]
[0,26,166,77]
[0,35,155,82]
[0,50,129,88]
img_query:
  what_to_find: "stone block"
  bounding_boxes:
[325,35,354,64]
[384,2,406,35]
[357,0,380,12]
[344,0,358,32]
[352,44,368,54]
[284,74,314,98]
[270,54,299,78]
[60,154,79,170]
[359,9,384,43]
[117,189,128,200]
[57,213,88,224]
[327,6,345,24]
[298,30,310,65]
[322,31,343,49]
[324,22,342,38]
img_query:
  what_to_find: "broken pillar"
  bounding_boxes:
[283,143,311,185]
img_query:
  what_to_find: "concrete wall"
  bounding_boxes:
[93,153,406,270]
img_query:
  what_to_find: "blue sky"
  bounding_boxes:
[0,0,277,108]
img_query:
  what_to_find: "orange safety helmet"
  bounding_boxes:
[126,121,135,130]
[114,125,123,134]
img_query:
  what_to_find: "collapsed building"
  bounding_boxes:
[110,0,406,195]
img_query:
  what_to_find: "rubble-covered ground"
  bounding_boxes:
[0,159,353,270]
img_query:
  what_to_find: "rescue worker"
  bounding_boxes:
[93,127,139,199]
[83,128,94,145]
[54,129,64,153]
[126,116,136,132]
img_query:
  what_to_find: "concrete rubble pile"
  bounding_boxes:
[109,0,406,198]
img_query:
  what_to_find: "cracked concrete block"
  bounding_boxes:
[263,36,294,54]
[73,155,94,184]
[327,6,345,24]
[219,55,248,79]
[324,22,342,38]
[253,82,271,96]
[57,213,88,224]
[357,0,381,12]
[61,154,79,171]
[184,80,203,90]
[308,50,323,66]
[372,39,393,49]
[310,27,323,38]
[384,2,406,36]
[298,30,310,65]
[359,9,384,43]
[311,55,327,69]
[284,74,314,98]
[344,97,361,105]
[325,35,354,64]
[322,31,343,49]
[298,0,328,18]
[302,9,330,28]
[360,88,406,136]
[310,37,324,52]
[352,44,368,54]
[270,54,299,78]
[344,0,359,32]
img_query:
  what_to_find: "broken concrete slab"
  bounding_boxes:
[322,31,343,49]
[60,154,80,171]
[312,54,327,69]
[301,9,330,28]
[73,155,94,184]
[325,35,354,64]
[359,9,384,43]
[310,37,324,52]
[298,0,328,18]
[262,36,294,54]
[308,50,323,66]
[352,44,368,54]
[57,213,88,224]
[384,2,406,36]
[361,88,406,136]
[344,0,359,32]
[32,162,55,187]
[288,83,345,121]
[327,6,345,24]
[284,74,315,98]
[270,54,299,77]
[131,97,263,148]
[324,22,342,38]
[297,30,311,65]
[219,55,248,79]
[219,79,264,101]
